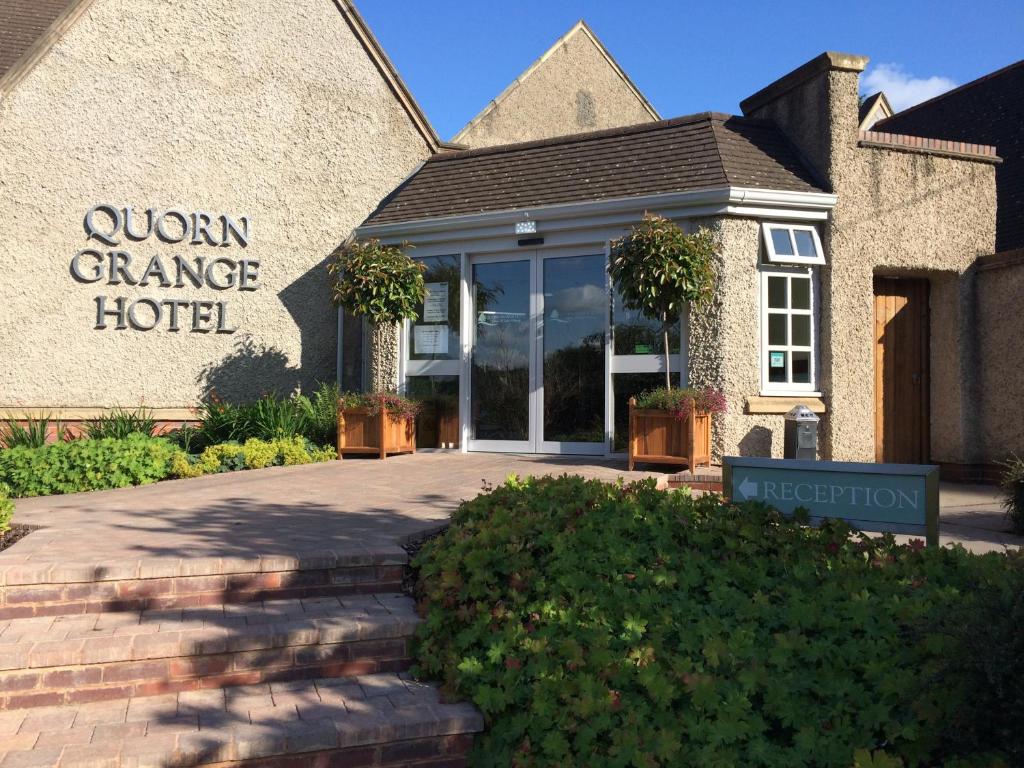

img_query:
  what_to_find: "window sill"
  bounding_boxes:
[746,395,826,415]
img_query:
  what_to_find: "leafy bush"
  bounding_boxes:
[169,436,335,479]
[609,214,717,388]
[635,386,727,419]
[293,382,340,446]
[339,391,422,421]
[0,434,176,497]
[0,482,13,534]
[327,238,425,324]
[81,406,157,440]
[0,414,62,449]
[1000,456,1024,534]
[412,475,1023,767]
[171,384,341,453]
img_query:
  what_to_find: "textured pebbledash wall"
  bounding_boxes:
[452,21,658,149]
[0,0,433,410]
[743,54,997,464]
[973,253,1024,462]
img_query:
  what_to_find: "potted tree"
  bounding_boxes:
[328,238,424,459]
[608,214,722,471]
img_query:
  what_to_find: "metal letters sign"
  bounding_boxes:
[71,204,256,334]
[722,457,940,545]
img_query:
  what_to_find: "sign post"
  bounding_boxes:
[722,457,940,546]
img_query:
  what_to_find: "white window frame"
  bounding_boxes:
[762,223,825,265]
[759,266,819,396]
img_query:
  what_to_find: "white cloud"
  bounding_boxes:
[862,63,957,112]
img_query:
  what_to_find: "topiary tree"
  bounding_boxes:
[328,238,425,325]
[327,238,425,390]
[609,214,716,388]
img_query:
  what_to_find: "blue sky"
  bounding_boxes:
[358,0,1024,141]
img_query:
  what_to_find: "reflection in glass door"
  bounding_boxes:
[540,254,606,453]
[469,258,532,450]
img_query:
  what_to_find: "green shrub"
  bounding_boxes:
[0,434,176,497]
[169,436,335,479]
[412,475,1023,767]
[294,382,340,446]
[0,414,62,449]
[81,406,157,440]
[1000,456,1024,534]
[0,482,13,534]
[176,385,341,453]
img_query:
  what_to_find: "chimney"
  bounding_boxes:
[740,52,868,192]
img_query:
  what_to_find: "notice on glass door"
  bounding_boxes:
[414,324,448,355]
[423,282,449,322]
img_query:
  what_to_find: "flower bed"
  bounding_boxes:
[412,475,1024,767]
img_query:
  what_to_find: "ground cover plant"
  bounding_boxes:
[412,475,1024,767]
[0,481,13,533]
[169,436,335,478]
[0,434,176,497]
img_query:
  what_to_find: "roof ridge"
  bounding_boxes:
[877,58,1024,126]
[433,111,743,163]
[0,0,94,100]
[450,19,659,144]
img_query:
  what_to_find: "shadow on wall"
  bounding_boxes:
[197,336,302,402]
[197,255,340,402]
[278,255,337,387]
[738,426,773,457]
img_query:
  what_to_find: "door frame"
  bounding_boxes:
[399,245,688,456]
[465,250,537,453]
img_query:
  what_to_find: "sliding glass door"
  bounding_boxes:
[466,251,606,454]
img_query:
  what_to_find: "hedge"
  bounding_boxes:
[412,475,1024,768]
[0,434,176,497]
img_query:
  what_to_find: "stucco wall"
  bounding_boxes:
[453,26,656,148]
[746,59,997,463]
[974,255,1024,461]
[0,0,432,409]
[689,216,789,459]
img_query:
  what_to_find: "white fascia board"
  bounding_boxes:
[356,186,837,242]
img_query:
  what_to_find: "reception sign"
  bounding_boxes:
[722,457,940,545]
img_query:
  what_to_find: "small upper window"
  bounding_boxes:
[763,224,824,265]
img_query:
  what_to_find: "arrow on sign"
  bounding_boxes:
[737,477,758,500]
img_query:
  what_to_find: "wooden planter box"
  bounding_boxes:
[336,407,416,459]
[627,397,712,472]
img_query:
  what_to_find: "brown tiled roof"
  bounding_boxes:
[365,112,825,225]
[876,60,1024,252]
[0,0,78,81]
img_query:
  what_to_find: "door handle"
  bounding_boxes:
[911,372,921,384]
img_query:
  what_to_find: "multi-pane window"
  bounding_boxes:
[763,224,825,265]
[761,269,816,392]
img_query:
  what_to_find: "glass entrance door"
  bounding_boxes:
[468,251,607,454]
[538,253,606,453]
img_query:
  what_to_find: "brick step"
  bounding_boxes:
[0,548,408,619]
[0,672,483,767]
[0,594,419,710]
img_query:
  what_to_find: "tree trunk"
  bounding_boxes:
[662,314,671,390]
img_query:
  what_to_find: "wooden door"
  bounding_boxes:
[873,277,930,463]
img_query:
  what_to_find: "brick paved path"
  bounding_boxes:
[0,453,653,766]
